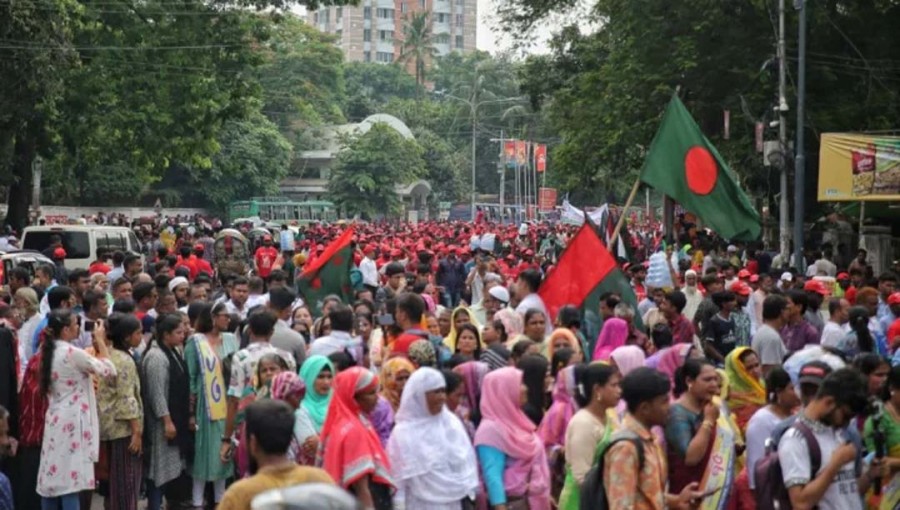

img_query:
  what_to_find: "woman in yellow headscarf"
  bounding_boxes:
[723,346,766,433]
[442,306,482,351]
[547,328,584,365]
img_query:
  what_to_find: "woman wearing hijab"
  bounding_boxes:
[371,357,415,446]
[537,364,579,503]
[387,368,480,510]
[443,306,482,352]
[653,343,703,390]
[723,346,765,432]
[518,354,550,426]
[453,361,490,440]
[295,356,334,465]
[269,371,307,463]
[592,317,629,361]
[319,366,395,510]
[475,366,551,510]
[547,328,583,364]
[609,345,646,377]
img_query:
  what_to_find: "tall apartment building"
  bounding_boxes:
[307,0,477,64]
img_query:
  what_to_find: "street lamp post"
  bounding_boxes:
[441,93,525,220]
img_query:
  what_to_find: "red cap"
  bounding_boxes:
[193,243,204,252]
[390,248,402,257]
[837,272,850,280]
[364,244,376,255]
[803,279,830,296]
[749,274,759,283]
[738,269,751,279]
[53,247,66,259]
[263,234,272,241]
[888,292,900,306]
[730,281,751,296]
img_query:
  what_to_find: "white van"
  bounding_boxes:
[21,225,144,271]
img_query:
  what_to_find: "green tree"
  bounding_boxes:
[343,62,420,120]
[397,11,437,91]
[328,123,427,218]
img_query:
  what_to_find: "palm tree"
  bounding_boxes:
[397,11,437,90]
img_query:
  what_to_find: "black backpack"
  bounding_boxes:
[753,421,821,510]
[579,430,646,510]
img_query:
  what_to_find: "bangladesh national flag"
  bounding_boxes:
[538,221,641,358]
[641,95,761,241]
[297,227,355,316]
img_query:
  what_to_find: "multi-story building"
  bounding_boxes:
[307,0,477,64]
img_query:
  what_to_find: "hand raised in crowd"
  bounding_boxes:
[702,401,720,424]
[92,320,110,358]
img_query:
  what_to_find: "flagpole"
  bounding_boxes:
[609,176,641,247]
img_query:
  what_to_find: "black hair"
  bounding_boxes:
[490,318,509,345]
[133,282,156,304]
[455,323,483,359]
[384,262,405,276]
[556,305,582,329]
[327,351,354,372]
[848,306,875,353]
[192,302,221,333]
[82,290,105,314]
[817,368,869,415]
[112,299,135,314]
[665,290,687,314]
[353,300,375,316]
[47,285,74,310]
[40,309,75,395]
[328,304,354,332]
[828,298,845,316]
[107,312,141,352]
[523,308,546,326]
[854,352,888,377]
[673,358,714,397]
[573,363,617,408]
[441,369,463,394]
[232,276,249,287]
[884,365,900,402]
[150,313,184,354]
[35,263,54,280]
[67,268,89,285]
[765,366,792,403]
[248,309,277,338]
[762,294,789,321]
[517,354,549,425]
[518,269,542,294]
[551,347,574,378]
[112,251,126,265]
[268,269,288,283]
[269,287,296,312]
[785,289,808,315]
[511,339,536,360]
[651,323,673,350]
[396,292,425,324]
[112,277,132,291]
[8,266,30,285]
[248,276,265,293]
[879,272,898,284]
[245,399,296,455]
[621,367,671,413]
[711,291,737,309]
[123,253,141,269]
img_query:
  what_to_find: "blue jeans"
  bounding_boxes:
[41,493,79,510]
[147,481,163,510]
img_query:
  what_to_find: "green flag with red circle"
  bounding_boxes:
[640,95,761,241]
[297,227,355,316]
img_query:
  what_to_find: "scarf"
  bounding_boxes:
[159,342,192,458]
[442,306,483,351]
[196,335,227,421]
[609,345,646,376]
[724,347,766,430]
[548,328,581,361]
[453,361,490,426]
[380,357,415,412]
[537,365,577,448]
[593,318,628,361]
[299,355,334,432]
[319,367,394,489]
[271,371,306,402]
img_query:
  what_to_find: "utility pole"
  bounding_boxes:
[793,0,807,272]
[470,103,477,221]
[777,0,790,261]
[494,130,506,223]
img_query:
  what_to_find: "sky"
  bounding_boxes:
[475,0,595,55]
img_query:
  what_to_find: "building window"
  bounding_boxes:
[364,7,371,19]
[365,51,371,62]
[455,14,463,25]
[364,29,372,41]
[436,33,450,44]
[313,12,318,22]
[376,51,394,62]
[336,7,342,18]
[400,2,406,13]
[323,10,330,23]
[336,29,342,39]
[379,30,393,41]
[455,35,463,48]
[377,8,394,18]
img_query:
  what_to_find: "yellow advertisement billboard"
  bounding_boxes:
[818,133,900,201]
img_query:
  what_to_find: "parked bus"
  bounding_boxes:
[228,198,338,226]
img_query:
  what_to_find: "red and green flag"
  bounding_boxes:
[297,227,355,316]
[641,95,761,240]
[538,221,640,357]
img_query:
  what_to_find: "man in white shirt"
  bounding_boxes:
[778,368,876,510]
[820,297,850,349]
[268,287,307,367]
[309,304,364,365]
[751,294,789,376]
[359,245,379,291]
[224,276,250,320]
[514,268,552,336]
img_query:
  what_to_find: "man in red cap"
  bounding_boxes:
[254,234,279,280]
[730,280,753,347]
[834,272,851,299]
[884,292,900,351]
[52,247,69,285]
[803,279,830,334]
[194,243,214,278]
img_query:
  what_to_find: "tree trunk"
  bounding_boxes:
[4,126,36,233]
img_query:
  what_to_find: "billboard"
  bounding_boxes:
[818,133,900,201]
[535,144,547,173]
[538,187,557,211]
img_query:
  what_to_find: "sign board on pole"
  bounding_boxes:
[818,133,900,201]
[538,188,557,211]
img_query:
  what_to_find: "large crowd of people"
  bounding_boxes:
[0,218,896,510]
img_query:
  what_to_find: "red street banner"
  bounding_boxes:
[538,187,557,211]
[515,140,529,166]
[535,144,547,173]
[503,140,516,166]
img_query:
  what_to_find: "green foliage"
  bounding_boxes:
[397,11,437,90]
[342,62,421,121]
[328,123,427,218]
